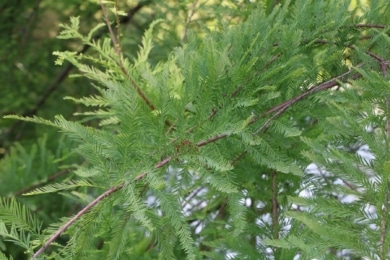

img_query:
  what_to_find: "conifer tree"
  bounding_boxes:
[1,0,390,259]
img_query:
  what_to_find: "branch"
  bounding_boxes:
[354,24,385,29]
[252,65,362,134]
[100,1,158,113]
[31,183,124,260]
[196,133,228,147]
[100,0,121,58]
[182,0,198,42]
[366,51,389,78]
[31,154,170,259]
[264,66,361,118]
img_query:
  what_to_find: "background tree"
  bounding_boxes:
[0,0,389,259]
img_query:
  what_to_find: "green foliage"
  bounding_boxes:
[1,0,390,259]
[0,198,41,253]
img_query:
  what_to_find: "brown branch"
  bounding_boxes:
[366,51,389,78]
[252,105,285,135]
[31,154,171,259]
[194,65,363,148]
[100,1,159,113]
[196,133,228,147]
[354,24,385,29]
[192,66,363,167]
[251,65,363,136]
[340,178,358,191]
[100,0,121,58]
[31,183,124,260]
[196,62,365,159]
[155,156,172,168]
[121,66,157,111]
[257,65,362,120]
[114,0,122,54]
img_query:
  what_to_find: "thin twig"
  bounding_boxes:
[122,68,157,111]
[114,0,122,54]
[251,65,362,135]
[100,0,121,57]
[100,1,154,110]
[99,1,172,126]
[366,51,389,78]
[252,105,286,135]
[155,156,172,168]
[194,65,362,147]
[340,179,358,191]
[254,65,362,121]
[354,24,385,29]
[182,0,199,42]
[196,133,228,147]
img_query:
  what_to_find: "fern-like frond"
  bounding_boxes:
[64,95,109,107]
[0,198,41,235]
[3,115,57,128]
[23,180,97,196]
[155,190,196,260]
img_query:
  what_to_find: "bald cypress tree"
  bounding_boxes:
[2,0,390,259]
